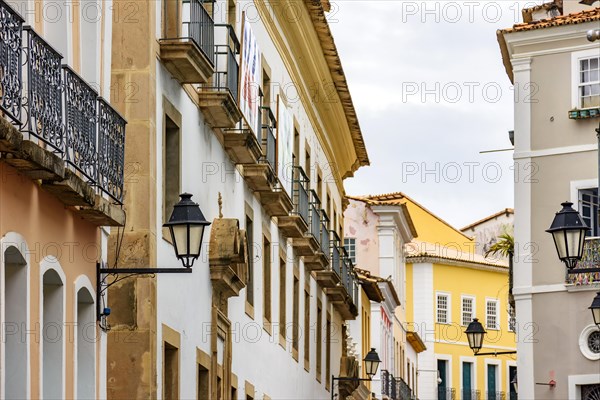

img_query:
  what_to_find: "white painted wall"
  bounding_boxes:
[412,262,436,400]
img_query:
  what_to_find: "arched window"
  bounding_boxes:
[3,245,28,399]
[42,269,64,398]
[76,287,95,399]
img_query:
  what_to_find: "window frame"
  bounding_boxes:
[486,298,500,331]
[571,49,600,110]
[344,238,356,265]
[436,292,451,325]
[461,295,476,327]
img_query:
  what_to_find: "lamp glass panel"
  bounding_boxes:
[172,225,189,257]
[592,307,600,326]
[565,229,584,259]
[188,225,204,257]
[552,231,567,259]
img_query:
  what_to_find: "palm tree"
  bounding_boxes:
[486,232,515,312]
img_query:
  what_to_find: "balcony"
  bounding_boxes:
[292,189,321,257]
[278,166,310,238]
[462,389,482,400]
[485,391,506,400]
[567,237,600,285]
[197,24,242,128]
[241,106,277,192]
[381,370,417,400]
[303,204,329,270]
[0,4,125,226]
[438,387,456,400]
[316,231,343,290]
[160,0,215,84]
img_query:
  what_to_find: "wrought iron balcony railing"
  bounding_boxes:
[0,0,126,203]
[485,391,505,400]
[259,105,276,173]
[382,369,391,398]
[567,237,600,285]
[330,231,342,278]
[309,190,322,246]
[320,210,330,257]
[438,387,456,400]
[209,24,239,100]
[0,0,23,124]
[397,375,413,400]
[462,389,481,400]
[292,166,310,226]
[181,0,215,64]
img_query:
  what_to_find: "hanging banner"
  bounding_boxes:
[239,13,262,136]
[277,96,294,196]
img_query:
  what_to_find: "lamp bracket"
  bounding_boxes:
[473,350,517,357]
[96,262,192,322]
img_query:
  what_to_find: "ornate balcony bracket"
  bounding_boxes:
[208,218,248,300]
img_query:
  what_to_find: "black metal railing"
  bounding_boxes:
[330,231,341,278]
[397,375,413,400]
[486,391,505,400]
[181,0,214,64]
[97,98,126,202]
[292,166,310,225]
[23,27,63,152]
[438,387,456,400]
[462,389,481,400]
[260,106,276,173]
[209,24,239,100]
[320,210,330,257]
[391,375,398,399]
[0,1,126,203]
[64,65,98,184]
[0,0,24,124]
[309,190,321,246]
[382,370,391,398]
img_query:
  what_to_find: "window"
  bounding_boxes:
[279,257,286,340]
[43,270,64,399]
[163,343,179,399]
[325,315,331,390]
[292,273,300,358]
[579,188,599,236]
[263,236,271,326]
[436,293,450,324]
[304,288,310,369]
[508,304,516,332]
[246,216,254,307]
[163,116,180,225]
[344,238,356,264]
[486,299,499,330]
[77,288,96,399]
[578,56,600,109]
[461,296,474,326]
[198,364,209,399]
[316,300,322,377]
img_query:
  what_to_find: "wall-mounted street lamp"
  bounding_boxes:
[546,201,591,271]
[331,348,381,400]
[97,193,211,321]
[465,318,517,357]
[589,292,600,328]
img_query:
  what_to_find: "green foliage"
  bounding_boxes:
[485,232,514,258]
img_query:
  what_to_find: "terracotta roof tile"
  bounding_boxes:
[500,6,600,34]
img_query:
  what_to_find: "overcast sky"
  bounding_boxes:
[329,1,541,229]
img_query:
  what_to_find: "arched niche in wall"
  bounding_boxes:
[75,284,95,399]
[41,265,65,399]
[208,218,249,300]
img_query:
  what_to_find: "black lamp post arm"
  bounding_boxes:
[330,375,374,400]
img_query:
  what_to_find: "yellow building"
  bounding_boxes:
[353,193,517,400]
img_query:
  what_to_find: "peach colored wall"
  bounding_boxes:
[343,199,380,275]
[0,163,101,399]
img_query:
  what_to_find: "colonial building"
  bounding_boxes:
[346,192,515,400]
[106,0,369,398]
[344,195,424,400]
[461,209,514,260]
[498,1,600,398]
[0,0,125,398]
